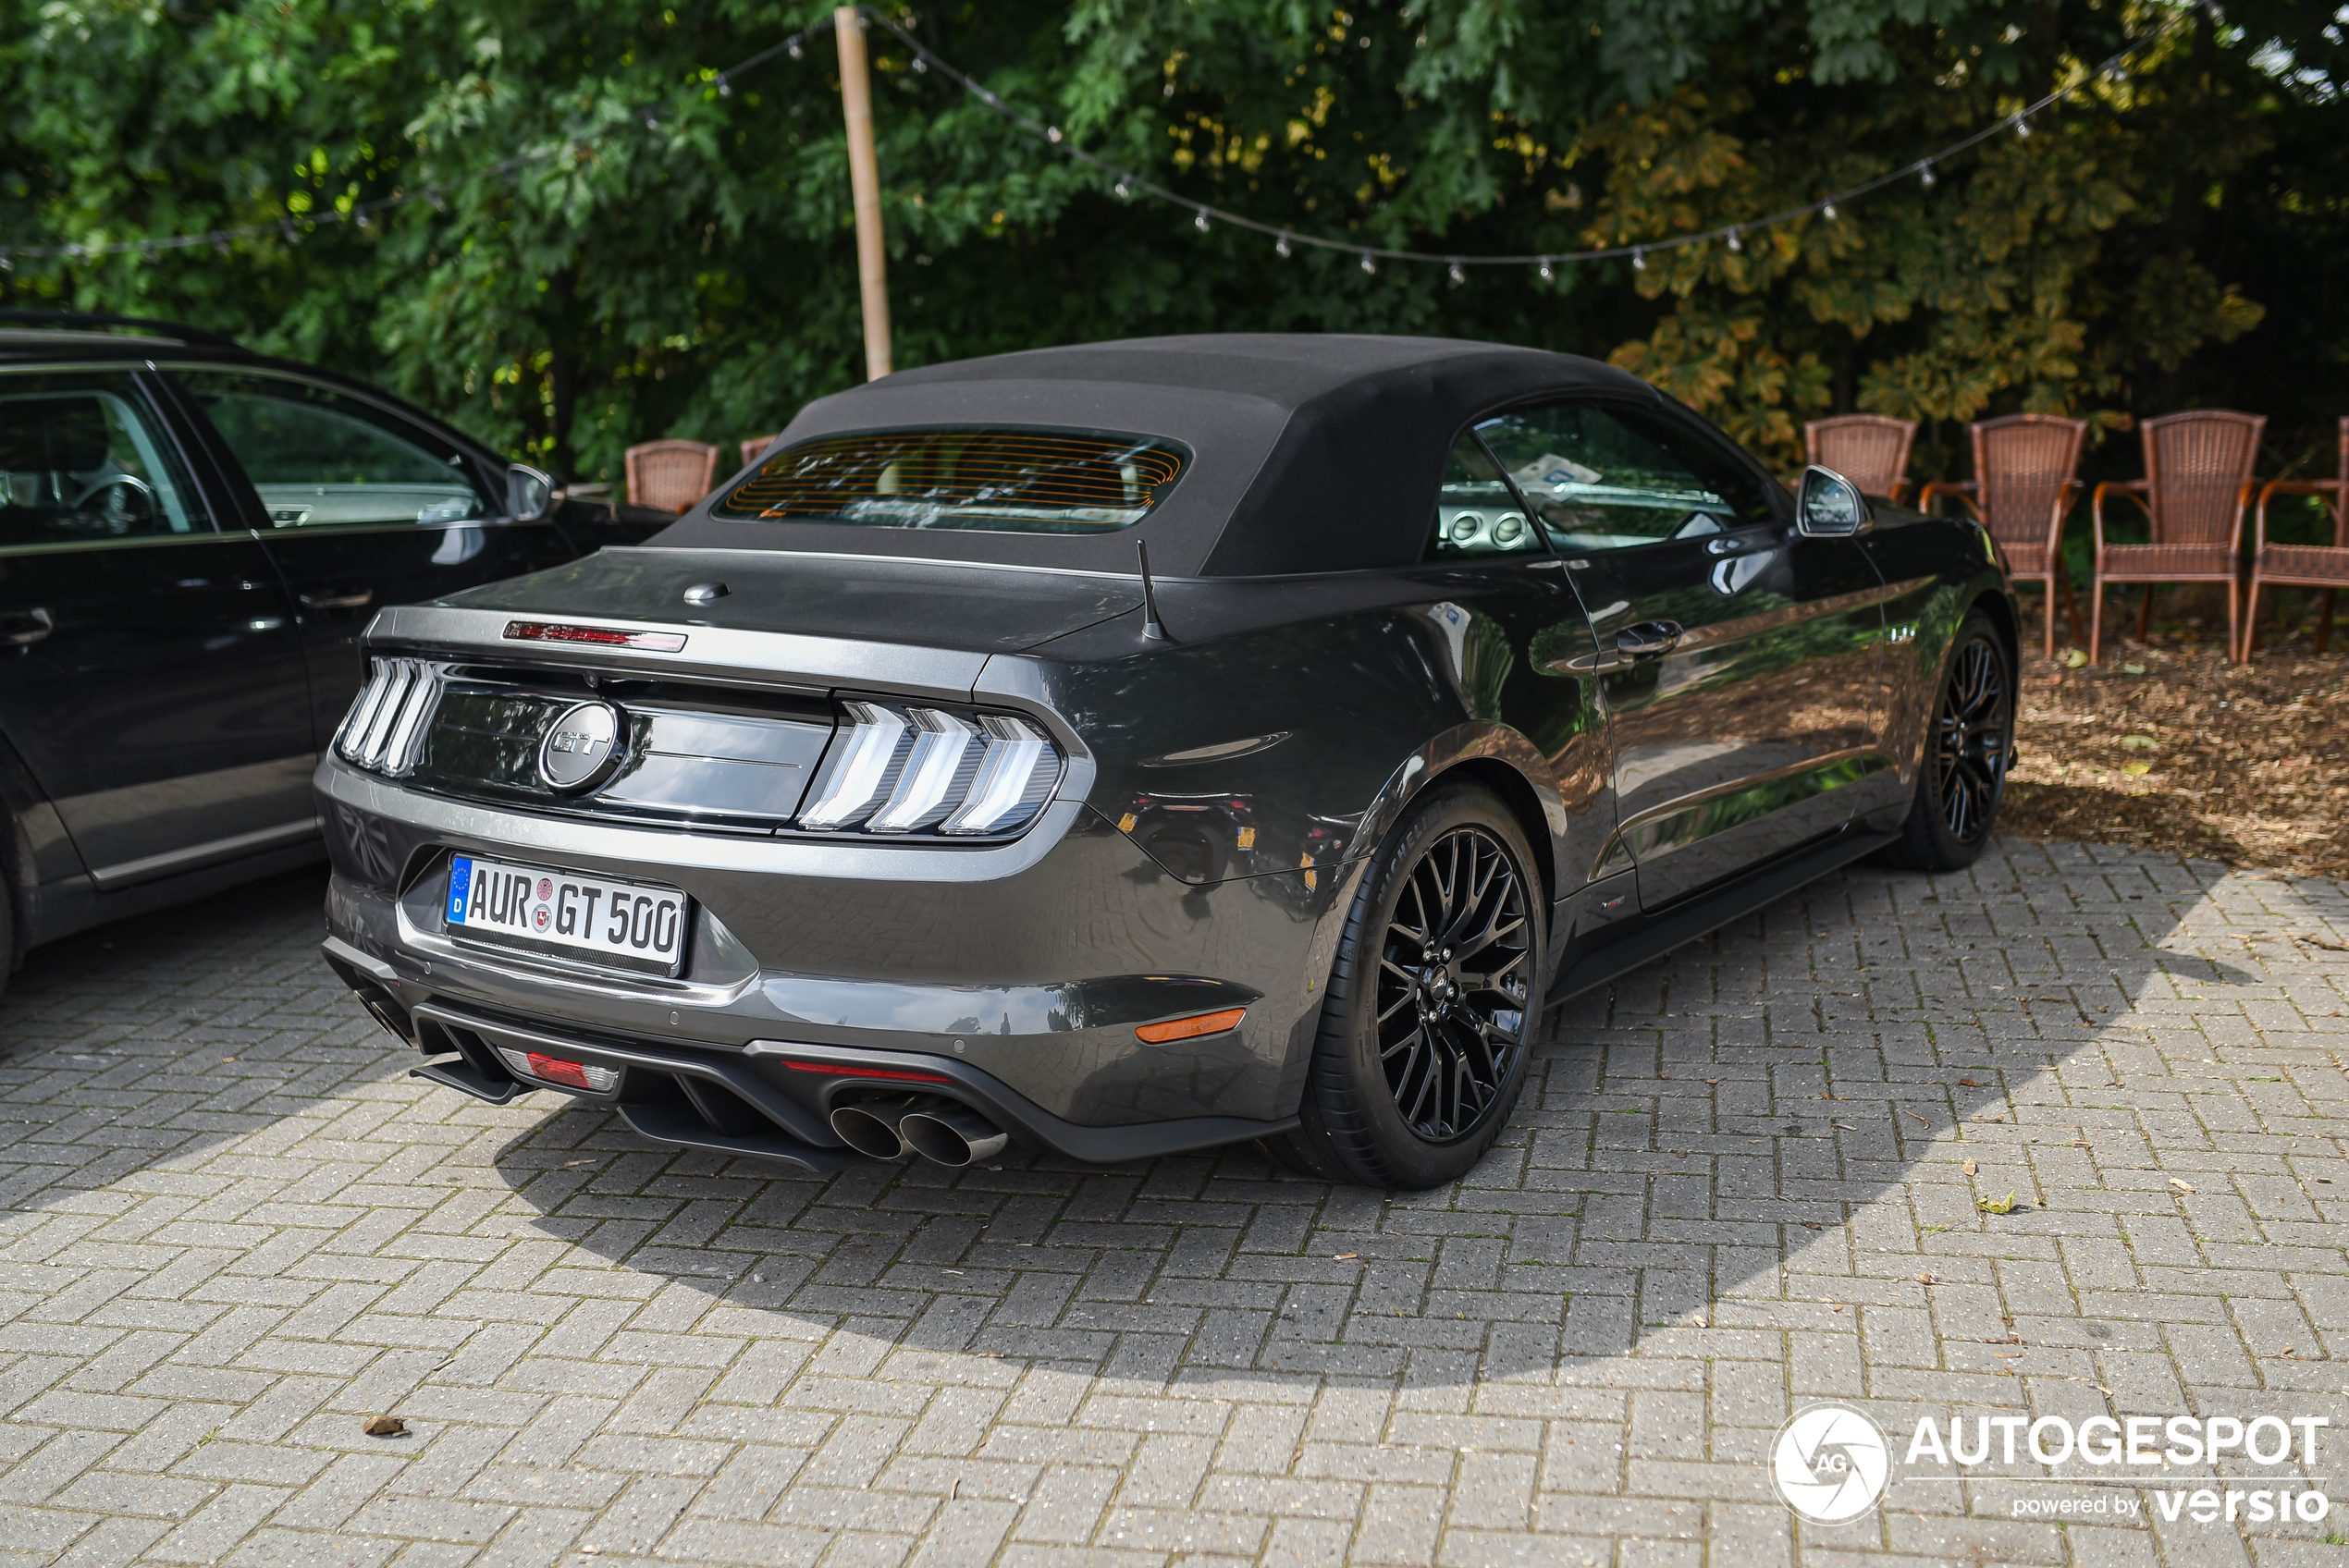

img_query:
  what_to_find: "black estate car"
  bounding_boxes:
[317,334,2021,1188]
[0,313,668,984]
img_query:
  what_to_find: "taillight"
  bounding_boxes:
[335,656,442,777]
[496,1047,620,1092]
[799,702,1061,837]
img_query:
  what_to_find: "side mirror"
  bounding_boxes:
[506,463,557,521]
[1796,465,1874,537]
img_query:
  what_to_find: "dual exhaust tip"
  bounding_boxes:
[829,1095,1009,1167]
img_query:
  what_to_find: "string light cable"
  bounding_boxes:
[0,2,2202,276]
[860,2,2199,275]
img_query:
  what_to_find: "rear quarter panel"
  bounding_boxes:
[1859,508,2017,829]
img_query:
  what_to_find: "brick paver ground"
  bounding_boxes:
[2,839,2345,1567]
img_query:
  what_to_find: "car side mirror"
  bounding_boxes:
[1796,465,1873,537]
[506,463,557,521]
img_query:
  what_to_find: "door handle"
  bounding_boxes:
[0,607,53,646]
[1616,619,1683,658]
[298,590,375,610]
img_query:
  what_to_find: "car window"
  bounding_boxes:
[173,370,495,528]
[1427,433,1541,560]
[0,372,204,547]
[713,427,1187,534]
[1474,399,1774,552]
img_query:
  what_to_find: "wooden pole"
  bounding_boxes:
[835,6,892,381]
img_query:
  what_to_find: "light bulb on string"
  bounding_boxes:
[1726,229,1741,252]
[1114,179,1130,200]
[911,56,926,73]
[1447,261,1464,286]
[2015,116,2032,138]
[1919,162,1936,189]
[788,38,802,58]
[1194,209,1210,232]
[1537,258,1554,282]
[1046,126,1062,143]
[1275,234,1291,257]
[1630,248,1646,271]
[718,78,732,96]
[1359,251,1376,275]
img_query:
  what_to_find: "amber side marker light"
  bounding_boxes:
[1135,1008,1248,1045]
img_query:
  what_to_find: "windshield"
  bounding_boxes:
[713,426,1187,535]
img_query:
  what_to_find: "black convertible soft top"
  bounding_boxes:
[650,334,1658,578]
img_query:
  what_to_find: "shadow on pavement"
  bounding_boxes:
[3,839,2342,1475]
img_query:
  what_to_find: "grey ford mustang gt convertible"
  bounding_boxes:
[316,334,2018,1188]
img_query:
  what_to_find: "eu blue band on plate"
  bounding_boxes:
[448,856,473,921]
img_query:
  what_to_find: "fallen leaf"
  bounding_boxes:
[2121,761,2152,777]
[2121,733,2158,750]
[2061,648,2088,668]
[1977,1191,2019,1215]
[2170,1178,2194,1194]
[2121,662,2147,675]
[1963,1159,1977,1176]
[1959,1079,1980,1087]
[1915,1272,1935,1284]
[1705,1078,1720,1085]
[363,1415,406,1438]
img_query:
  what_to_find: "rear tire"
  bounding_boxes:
[1876,609,2013,873]
[1273,780,1544,1189]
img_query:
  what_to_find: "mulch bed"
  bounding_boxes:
[2001,624,2349,878]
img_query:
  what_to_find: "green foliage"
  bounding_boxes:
[0,0,2336,485]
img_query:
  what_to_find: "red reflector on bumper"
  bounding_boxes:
[504,620,687,653]
[527,1052,596,1090]
[1135,1007,1247,1044]
[780,1060,953,1084]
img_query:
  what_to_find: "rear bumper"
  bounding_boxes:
[316,755,1348,1165]
[325,949,1296,1169]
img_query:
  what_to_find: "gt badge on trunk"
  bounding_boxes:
[538,700,622,791]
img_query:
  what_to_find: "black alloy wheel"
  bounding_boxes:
[1274,781,1544,1188]
[1935,631,2011,844]
[1375,825,1532,1142]
[1879,609,2012,872]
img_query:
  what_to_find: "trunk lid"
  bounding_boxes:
[438,546,1144,654]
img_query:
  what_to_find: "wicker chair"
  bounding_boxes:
[1805,414,1917,504]
[2242,416,2349,661]
[740,435,778,469]
[624,439,721,512]
[2090,410,2266,665]
[1918,412,2088,660]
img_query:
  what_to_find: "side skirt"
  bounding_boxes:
[1546,827,1899,1004]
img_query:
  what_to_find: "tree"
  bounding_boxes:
[1,0,2335,484]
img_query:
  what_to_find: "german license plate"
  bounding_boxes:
[444,853,689,975]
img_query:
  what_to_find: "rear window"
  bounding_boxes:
[712,426,1187,534]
